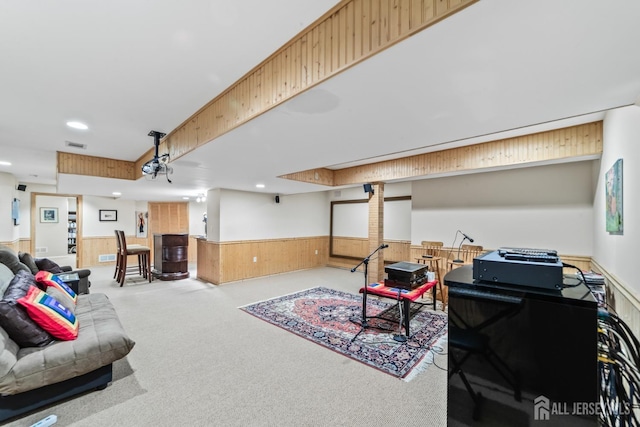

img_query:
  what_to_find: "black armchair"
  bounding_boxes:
[18,252,91,294]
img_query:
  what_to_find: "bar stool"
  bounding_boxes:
[115,230,151,286]
[416,241,446,308]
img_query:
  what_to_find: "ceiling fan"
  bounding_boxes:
[141,130,173,183]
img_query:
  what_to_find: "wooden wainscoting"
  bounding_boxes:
[0,240,20,253]
[80,234,198,268]
[197,236,329,284]
[197,239,220,284]
[328,238,410,270]
[592,260,640,336]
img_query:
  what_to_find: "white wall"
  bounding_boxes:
[188,200,208,238]
[411,161,595,255]
[219,189,329,241]
[16,183,57,239]
[593,106,640,293]
[0,172,19,242]
[34,195,69,257]
[82,196,138,237]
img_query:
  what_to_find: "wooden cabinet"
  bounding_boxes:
[152,233,189,280]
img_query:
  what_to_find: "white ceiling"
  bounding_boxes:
[2,0,640,201]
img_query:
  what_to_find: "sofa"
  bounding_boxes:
[0,247,135,421]
[18,251,91,295]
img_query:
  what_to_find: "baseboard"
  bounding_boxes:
[591,259,640,335]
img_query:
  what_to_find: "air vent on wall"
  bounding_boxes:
[98,254,117,262]
[65,141,87,150]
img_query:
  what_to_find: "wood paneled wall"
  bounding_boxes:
[75,234,198,268]
[57,152,137,180]
[148,202,189,235]
[283,121,604,186]
[197,236,329,284]
[331,237,409,263]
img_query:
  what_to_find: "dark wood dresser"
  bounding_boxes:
[152,233,189,280]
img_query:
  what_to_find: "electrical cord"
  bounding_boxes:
[597,305,640,426]
[561,262,588,288]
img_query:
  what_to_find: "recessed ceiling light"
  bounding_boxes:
[182,197,190,200]
[0,161,11,166]
[66,121,89,130]
[112,192,121,196]
[256,184,265,189]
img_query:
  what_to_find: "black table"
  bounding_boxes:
[445,265,598,426]
[58,272,80,294]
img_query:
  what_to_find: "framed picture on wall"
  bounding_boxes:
[40,207,58,223]
[11,198,19,225]
[605,158,623,234]
[136,211,148,238]
[99,209,118,222]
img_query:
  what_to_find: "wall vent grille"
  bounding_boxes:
[98,254,116,262]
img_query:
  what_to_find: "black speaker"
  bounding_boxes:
[16,184,26,191]
[275,195,280,204]
[363,183,374,194]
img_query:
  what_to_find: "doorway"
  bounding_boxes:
[31,193,83,268]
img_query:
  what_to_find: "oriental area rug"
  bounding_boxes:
[239,286,447,381]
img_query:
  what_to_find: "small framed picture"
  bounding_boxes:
[99,209,118,222]
[40,207,58,223]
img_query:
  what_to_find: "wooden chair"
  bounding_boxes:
[416,241,446,308]
[115,230,152,286]
[448,244,484,271]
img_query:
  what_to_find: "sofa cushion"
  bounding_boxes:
[0,264,14,296]
[18,252,39,275]
[3,270,40,298]
[0,271,54,348]
[0,249,30,275]
[35,271,78,308]
[18,286,79,341]
[0,302,54,348]
[34,258,65,274]
[0,293,135,395]
[46,287,76,316]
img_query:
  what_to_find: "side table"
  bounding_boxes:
[57,272,80,295]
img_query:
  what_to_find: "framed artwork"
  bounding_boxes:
[99,209,118,222]
[40,207,58,223]
[136,211,148,238]
[11,198,19,226]
[605,158,623,234]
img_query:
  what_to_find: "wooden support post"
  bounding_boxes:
[368,182,385,283]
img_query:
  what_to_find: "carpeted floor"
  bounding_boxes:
[240,286,448,380]
[6,266,449,427]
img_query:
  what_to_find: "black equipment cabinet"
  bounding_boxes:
[445,265,598,426]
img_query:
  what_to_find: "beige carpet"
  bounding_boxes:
[6,265,448,427]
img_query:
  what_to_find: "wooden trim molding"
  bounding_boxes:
[57,152,137,180]
[282,121,603,186]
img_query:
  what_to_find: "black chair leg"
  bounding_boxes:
[450,351,483,420]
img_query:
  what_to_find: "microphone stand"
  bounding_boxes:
[453,235,469,264]
[350,244,387,342]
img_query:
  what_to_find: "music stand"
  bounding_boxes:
[350,244,387,342]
